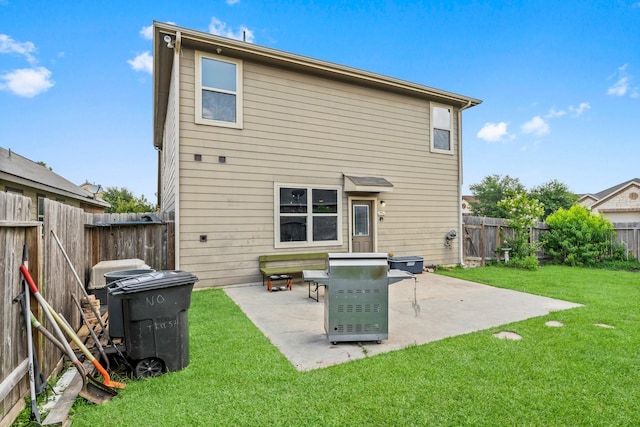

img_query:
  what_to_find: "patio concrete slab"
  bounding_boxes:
[224,273,582,371]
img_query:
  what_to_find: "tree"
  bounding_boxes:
[497,192,544,268]
[469,174,526,218]
[529,179,578,218]
[101,186,156,213]
[37,161,52,171]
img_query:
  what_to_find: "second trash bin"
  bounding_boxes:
[109,270,199,378]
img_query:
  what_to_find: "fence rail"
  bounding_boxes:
[463,216,639,265]
[0,194,174,426]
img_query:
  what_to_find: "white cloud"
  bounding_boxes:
[0,66,54,97]
[226,0,240,4]
[608,76,629,96]
[208,17,255,42]
[0,34,37,64]
[140,25,153,40]
[477,122,510,142]
[569,102,591,116]
[607,64,638,97]
[0,35,54,97]
[128,51,153,74]
[521,116,549,136]
[544,107,566,119]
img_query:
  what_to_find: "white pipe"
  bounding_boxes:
[174,33,181,270]
[458,100,472,266]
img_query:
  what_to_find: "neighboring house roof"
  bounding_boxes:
[578,178,640,206]
[577,178,640,216]
[152,21,482,150]
[462,195,478,204]
[0,147,110,208]
[461,195,477,215]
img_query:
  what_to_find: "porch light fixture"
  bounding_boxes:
[379,200,386,207]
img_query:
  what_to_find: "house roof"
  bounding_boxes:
[0,147,110,208]
[152,22,482,150]
[578,178,640,204]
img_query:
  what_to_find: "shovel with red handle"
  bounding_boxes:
[19,264,125,391]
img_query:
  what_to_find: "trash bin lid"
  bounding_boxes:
[109,270,199,296]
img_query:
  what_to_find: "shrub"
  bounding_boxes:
[541,205,618,266]
[506,254,540,270]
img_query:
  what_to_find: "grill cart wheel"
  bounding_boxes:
[134,357,165,379]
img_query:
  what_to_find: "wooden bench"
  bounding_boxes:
[259,253,327,292]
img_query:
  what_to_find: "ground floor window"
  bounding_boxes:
[275,184,342,248]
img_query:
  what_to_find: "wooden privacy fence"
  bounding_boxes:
[0,194,40,425]
[84,212,175,285]
[463,216,640,265]
[0,194,174,426]
[611,222,640,260]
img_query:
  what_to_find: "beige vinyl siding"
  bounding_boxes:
[177,49,461,287]
[160,59,179,214]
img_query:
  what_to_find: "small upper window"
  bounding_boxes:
[195,52,242,128]
[431,104,452,153]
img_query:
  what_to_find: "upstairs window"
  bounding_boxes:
[195,52,242,128]
[431,104,452,153]
[275,185,342,248]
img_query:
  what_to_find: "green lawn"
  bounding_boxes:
[68,266,639,426]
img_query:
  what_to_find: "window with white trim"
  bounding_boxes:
[431,104,452,153]
[275,184,342,248]
[195,52,242,128]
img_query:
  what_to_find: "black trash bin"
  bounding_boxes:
[108,270,198,378]
[105,269,155,339]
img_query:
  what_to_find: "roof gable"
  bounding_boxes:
[592,178,640,201]
[590,179,640,210]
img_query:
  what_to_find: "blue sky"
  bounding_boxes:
[2,0,639,204]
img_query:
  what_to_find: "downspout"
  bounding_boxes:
[457,100,472,266]
[174,31,182,269]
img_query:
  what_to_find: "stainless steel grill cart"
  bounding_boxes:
[304,253,412,344]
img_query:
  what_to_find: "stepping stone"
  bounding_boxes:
[545,321,564,327]
[493,331,522,340]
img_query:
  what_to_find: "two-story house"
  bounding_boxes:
[152,22,481,288]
